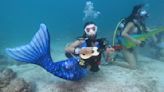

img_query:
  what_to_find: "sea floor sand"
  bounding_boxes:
[4,55,164,92]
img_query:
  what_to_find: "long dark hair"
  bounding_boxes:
[126,4,144,22]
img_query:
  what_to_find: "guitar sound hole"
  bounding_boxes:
[91,50,94,53]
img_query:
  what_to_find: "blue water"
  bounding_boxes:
[0,0,164,52]
[0,1,164,92]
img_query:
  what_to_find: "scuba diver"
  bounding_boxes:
[112,4,150,69]
[65,21,114,72]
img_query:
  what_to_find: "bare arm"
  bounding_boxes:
[65,39,85,54]
[121,22,141,45]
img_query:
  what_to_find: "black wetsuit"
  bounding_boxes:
[65,38,108,72]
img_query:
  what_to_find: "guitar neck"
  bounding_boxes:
[132,27,164,40]
[112,45,123,51]
[122,26,164,49]
[145,27,164,38]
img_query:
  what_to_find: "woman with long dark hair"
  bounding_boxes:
[113,4,149,69]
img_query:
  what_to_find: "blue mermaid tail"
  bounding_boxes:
[6,23,87,81]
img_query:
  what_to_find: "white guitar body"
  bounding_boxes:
[80,47,100,59]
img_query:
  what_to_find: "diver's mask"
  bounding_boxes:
[139,10,149,18]
[84,24,97,37]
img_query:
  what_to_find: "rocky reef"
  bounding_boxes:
[0,68,33,92]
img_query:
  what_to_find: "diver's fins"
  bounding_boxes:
[6,23,87,81]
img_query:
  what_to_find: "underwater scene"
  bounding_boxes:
[0,0,164,92]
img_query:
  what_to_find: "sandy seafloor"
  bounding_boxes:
[0,0,164,92]
[0,45,163,92]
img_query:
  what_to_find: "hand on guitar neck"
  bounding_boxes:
[80,47,99,59]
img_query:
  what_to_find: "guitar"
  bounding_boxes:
[121,26,164,48]
[79,45,123,59]
[80,47,99,59]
